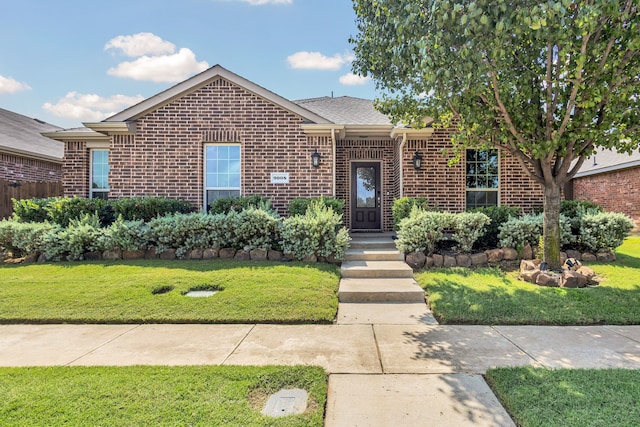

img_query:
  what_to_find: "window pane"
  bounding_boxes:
[356,167,376,208]
[91,150,109,191]
[486,191,498,205]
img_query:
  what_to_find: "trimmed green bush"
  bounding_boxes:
[451,212,491,253]
[11,198,50,223]
[578,212,635,252]
[0,219,58,257]
[110,197,194,222]
[208,195,272,214]
[287,197,345,217]
[44,197,114,227]
[281,200,350,260]
[100,216,149,252]
[396,207,453,254]
[392,197,439,230]
[38,214,104,261]
[468,206,521,249]
[498,213,574,250]
[561,199,604,236]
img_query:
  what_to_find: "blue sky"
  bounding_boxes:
[0,0,378,129]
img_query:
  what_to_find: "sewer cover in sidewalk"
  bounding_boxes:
[262,389,308,417]
[184,290,218,297]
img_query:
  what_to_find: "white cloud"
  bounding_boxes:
[339,73,371,86]
[43,92,145,122]
[287,51,355,71]
[105,32,175,57]
[237,0,293,5]
[107,48,209,83]
[0,75,31,94]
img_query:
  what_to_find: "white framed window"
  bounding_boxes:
[204,143,241,210]
[466,149,499,208]
[90,149,109,199]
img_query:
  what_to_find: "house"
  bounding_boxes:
[0,108,64,218]
[571,147,640,230]
[43,65,543,232]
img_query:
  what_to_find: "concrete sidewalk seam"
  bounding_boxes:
[65,324,141,366]
[371,324,385,373]
[604,325,640,344]
[490,326,547,369]
[221,323,256,365]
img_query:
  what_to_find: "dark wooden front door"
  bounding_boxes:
[351,162,381,230]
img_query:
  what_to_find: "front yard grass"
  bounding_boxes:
[0,259,339,324]
[416,236,640,325]
[485,367,640,427]
[0,365,326,426]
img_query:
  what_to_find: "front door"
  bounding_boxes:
[351,162,381,230]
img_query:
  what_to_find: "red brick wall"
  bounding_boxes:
[64,78,333,215]
[499,152,544,213]
[336,139,396,231]
[0,153,62,182]
[573,167,640,230]
[62,141,89,196]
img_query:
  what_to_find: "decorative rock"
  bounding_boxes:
[103,249,122,260]
[268,250,284,261]
[470,252,488,266]
[145,247,159,259]
[560,252,568,262]
[566,249,581,260]
[37,253,48,263]
[202,248,219,259]
[456,254,472,268]
[234,250,250,261]
[536,272,559,287]
[219,248,237,259]
[425,256,434,268]
[188,248,204,260]
[23,253,38,263]
[406,251,426,269]
[520,269,540,284]
[326,255,341,265]
[563,258,581,271]
[582,253,597,262]
[520,259,538,271]
[302,254,317,263]
[123,250,145,260]
[522,244,533,260]
[443,255,457,268]
[250,248,268,261]
[561,270,588,288]
[432,253,444,267]
[83,251,102,261]
[576,266,596,280]
[485,248,504,263]
[503,247,518,261]
[159,249,176,260]
[596,251,616,262]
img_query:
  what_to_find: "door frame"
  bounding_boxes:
[349,160,383,231]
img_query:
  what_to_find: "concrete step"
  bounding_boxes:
[349,236,397,250]
[338,278,425,303]
[344,249,405,262]
[336,302,438,325]
[341,261,414,279]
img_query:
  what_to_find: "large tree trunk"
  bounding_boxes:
[543,181,562,270]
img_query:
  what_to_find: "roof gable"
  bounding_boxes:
[104,65,331,124]
[0,108,63,162]
[294,96,391,125]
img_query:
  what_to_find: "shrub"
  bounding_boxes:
[11,198,50,223]
[498,213,574,250]
[468,206,521,248]
[287,197,345,217]
[395,207,453,254]
[148,213,220,257]
[235,208,280,250]
[451,212,491,253]
[280,200,350,260]
[40,214,104,261]
[110,197,194,222]
[578,212,635,252]
[392,197,439,230]
[561,200,604,236]
[0,219,58,256]
[101,216,150,251]
[209,195,272,214]
[44,197,114,227]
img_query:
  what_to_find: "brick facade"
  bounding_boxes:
[573,167,640,230]
[499,152,544,213]
[0,152,62,182]
[62,141,89,197]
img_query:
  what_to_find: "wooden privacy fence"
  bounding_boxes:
[0,179,63,219]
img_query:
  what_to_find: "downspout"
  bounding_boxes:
[331,128,337,197]
[399,132,407,198]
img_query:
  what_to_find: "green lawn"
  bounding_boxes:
[0,259,340,324]
[417,236,640,325]
[0,365,326,426]
[486,367,640,427]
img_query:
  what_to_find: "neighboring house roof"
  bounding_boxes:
[0,108,63,162]
[102,64,331,125]
[294,96,392,125]
[574,146,640,178]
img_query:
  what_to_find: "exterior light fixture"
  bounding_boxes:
[311,149,321,168]
[412,151,423,170]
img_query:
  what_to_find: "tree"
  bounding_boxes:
[351,0,640,268]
